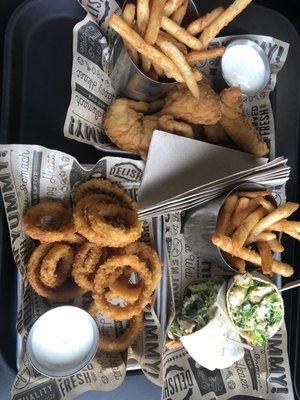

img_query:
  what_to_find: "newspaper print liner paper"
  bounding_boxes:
[0,145,162,400]
[63,0,289,159]
[162,209,294,400]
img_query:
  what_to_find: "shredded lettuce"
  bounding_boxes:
[229,276,283,345]
[169,278,223,338]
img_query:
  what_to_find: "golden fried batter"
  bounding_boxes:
[220,87,268,157]
[161,80,221,125]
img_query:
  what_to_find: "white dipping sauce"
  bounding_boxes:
[29,306,96,373]
[222,44,267,94]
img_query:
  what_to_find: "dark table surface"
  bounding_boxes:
[0,1,299,399]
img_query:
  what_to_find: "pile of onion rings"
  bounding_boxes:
[23,178,162,352]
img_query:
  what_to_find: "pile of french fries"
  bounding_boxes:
[109,0,253,98]
[211,189,299,277]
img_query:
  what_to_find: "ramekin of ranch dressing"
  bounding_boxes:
[26,306,99,377]
[221,39,270,95]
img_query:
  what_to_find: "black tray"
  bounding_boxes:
[1,0,300,399]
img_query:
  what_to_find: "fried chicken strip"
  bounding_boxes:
[162,80,221,124]
[219,87,268,157]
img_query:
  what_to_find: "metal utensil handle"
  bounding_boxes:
[278,280,300,292]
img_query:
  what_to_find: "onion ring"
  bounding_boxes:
[99,314,143,352]
[87,203,143,245]
[93,254,152,320]
[74,195,142,247]
[74,178,137,211]
[28,243,85,301]
[108,267,143,304]
[40,243,74,288]
[23,201,83,243]
[72,243,104,291]
[122,242,162,292]
[88,303,143,352]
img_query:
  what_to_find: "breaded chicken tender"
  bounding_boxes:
[161,80,221,125]
[220,87,268,157]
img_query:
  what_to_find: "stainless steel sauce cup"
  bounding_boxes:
[221,39,270,96]
[109,0,199,101]
[26,306,99,378]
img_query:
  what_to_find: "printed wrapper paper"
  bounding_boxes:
[63,0,289,162]
[0,145,162,400]
[162,209,294,400]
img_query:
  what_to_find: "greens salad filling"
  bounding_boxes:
[228,275,283,346]
[169,278,224,339]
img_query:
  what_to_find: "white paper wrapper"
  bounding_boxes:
[180,282,245,371]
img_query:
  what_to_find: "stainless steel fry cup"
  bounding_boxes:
[109,0,199,101]
[26,306,99,378]
[183,182,270,273]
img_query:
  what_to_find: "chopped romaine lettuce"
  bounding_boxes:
[169,278,223,338]
[228,275,283,346]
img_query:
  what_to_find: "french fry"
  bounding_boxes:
[247,202,299,243]
[159,30,188,54]
[257,197,276,212]
[122,4,139,64]
[270,220,300,233]
[145,0,166,44]
[212,233,294,277]
[187,7,225,35]
[137,0,150,34]
[156,35,200,98]
[245,232,276,245]
[158,115,194,138]
[216,195,238,236]
[161,16,203,50]
[164,0,184,17]
[231,196,250,224]
[170,0,188,25]
[268,239,284,253]
[199,0,253,48]
[165,339,183,349]
[256,241,273,275]
[231,206,267,248]
[137,0,151,73]
[186,47,226,66]
[223,252,246,273]
[109,14,184,82]
[234,189,272,198]
[231,197,260,228]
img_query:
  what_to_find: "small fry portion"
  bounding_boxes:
[256,241,273,275]
[212,188,298,278]
[186,47,225,66]
[248,202,299,242]
[156,34,200,98]
[164,0,184,17]
[109,14,183,82]
[137,0,150,34]
[123,4,139,65]
[161,16,203,50]
[145,0,165,44]
[199,0,253,48]
[216,195,238,236]
[170,0,188,25]
[212,233,294,277]
[187,7,224,35]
